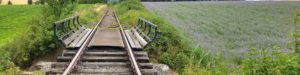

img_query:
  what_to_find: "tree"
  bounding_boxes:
[0,0,2,5]
[28,0,32,5]
[8,0,12,5]
[36,0,45,5]
[45,0,77,19]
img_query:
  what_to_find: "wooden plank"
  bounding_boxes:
[50,68,132,73]
[63,28,84,45]
[131,28,147,46]
[125,30,139,49]
[128,29,143,49]
[88,30,125,48]
[75,29,93,47]
[63,50,147,56]
[57,56,129,62]
[68,29,89,48]
[62,14,102,74]
[136,28,150,41]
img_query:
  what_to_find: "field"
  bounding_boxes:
[0,5,42,47]
[143,1,300,54]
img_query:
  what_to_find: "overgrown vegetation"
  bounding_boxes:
[292,12,300,53]
[76,4,107,26]
[0,0,79,74]
[114,1,300,74]
[113,0,190,71]
[143,2,300,55]
[79,0,106,4]
[0,5,43,74]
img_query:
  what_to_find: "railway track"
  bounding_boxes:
[47,9,156,75]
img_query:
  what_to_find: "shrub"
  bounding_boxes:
[7,0,12,5]
[240,46,300,75]
[0,0,79,74]
[79,0,106,4]
[35,0,45,5]
[293,12,300,53]
[28,0,32,5]
[46,0,77,20]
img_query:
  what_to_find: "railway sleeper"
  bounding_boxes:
[48,68,156,75]
[56,56,150,62]
[51,62,153,69]
[62,50,148,57]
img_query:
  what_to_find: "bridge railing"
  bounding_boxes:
[53,15,91,48]
[135,17,158,47]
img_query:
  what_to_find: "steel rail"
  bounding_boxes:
[113,11,142,75]
[62,10,108,75]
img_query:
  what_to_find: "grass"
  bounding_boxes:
[142,1,300,74]
[76,4,107,26]
[0,5,43,74]
[143,1,300,55]
[0,5,42,47]
[0,4,97,74]
[113,0,190,72]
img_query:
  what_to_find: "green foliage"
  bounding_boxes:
[45,0,77,20]
[79,0,106,4]
[240,46,300,75]
[35,0,45,5]
[7,0,12,5]
[292,12,300,53]
[182,46,231,75]
[114,0,190,72]
[0,1,79,73]
[0,5,45,66]
[115,1,300,75]
[28,0,32,5]
[107,0,120,4]
[76,4,107,25]
[144,2,300,55]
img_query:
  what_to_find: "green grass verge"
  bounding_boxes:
[0,4,96,74]
[0,5,42,47]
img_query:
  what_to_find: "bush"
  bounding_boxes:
[0,0,79,74]
[240,46,300,75]
[35,0,45,5]
[28,0,32,5]
[46,0,77,19]
[293,12,300,53]
[7,0,12,5]
[79,0,106,4]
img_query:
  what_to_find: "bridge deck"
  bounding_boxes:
[89,30,124,48]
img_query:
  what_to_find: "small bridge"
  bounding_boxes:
[47,9,159,75]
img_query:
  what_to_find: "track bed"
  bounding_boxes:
[47,9,157,75]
